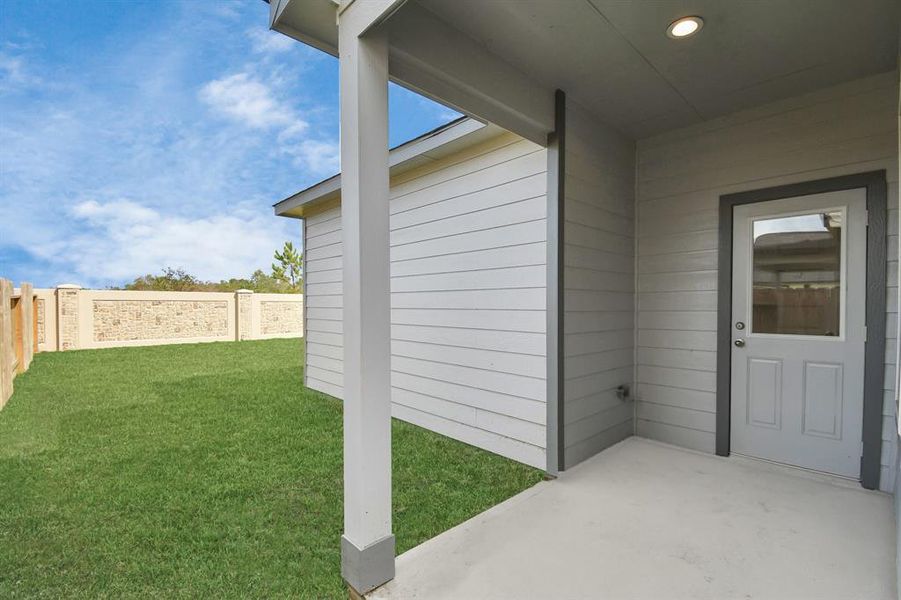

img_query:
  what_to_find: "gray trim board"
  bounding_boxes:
[546,89,566,474]
[341,534,395,595]
[716,170,887,490]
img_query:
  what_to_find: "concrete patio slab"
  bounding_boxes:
[372,437,895,600]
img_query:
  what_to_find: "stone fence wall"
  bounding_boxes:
[33,286,303,352]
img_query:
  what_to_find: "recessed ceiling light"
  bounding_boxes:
[666,16,704,39]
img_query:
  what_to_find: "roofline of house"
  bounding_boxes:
[273,116,488,218]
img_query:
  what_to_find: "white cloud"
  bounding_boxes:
[277,120,309,143]
[0,54,24,80]
[72,199,159,224]
[50,199,293,283]
[287,139,340,175]
[248,28,296,54]
[0,52,42,92]
[199,69,339,176]
[199,72,306,131]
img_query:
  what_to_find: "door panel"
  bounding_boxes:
[747,358,782,429]
[731,189,866,478]
[802,362,843,439]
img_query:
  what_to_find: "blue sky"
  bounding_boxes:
[0,1,459,288]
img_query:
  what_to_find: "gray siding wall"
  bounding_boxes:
[304,132,549,468]
[562,100,636,467]
[893,68,900,586]
[304,202,345,398]
[635,72,899,491]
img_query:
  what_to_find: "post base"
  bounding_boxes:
[341,534,395,595]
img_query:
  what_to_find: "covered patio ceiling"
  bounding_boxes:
[271,0,899,142]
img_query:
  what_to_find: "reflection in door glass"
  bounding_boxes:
[752,210,842,336]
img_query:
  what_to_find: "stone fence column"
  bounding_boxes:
[56,284,81,351]
[236,289,253,341]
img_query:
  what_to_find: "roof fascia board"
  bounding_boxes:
[388,117,483,164]
[273,118,488,217]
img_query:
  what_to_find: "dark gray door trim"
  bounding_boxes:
[716,170,887,490]
[546,89,566,475]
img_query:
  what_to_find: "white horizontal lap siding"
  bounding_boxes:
[304,205,345,399]
[303,132,549,469]
[635,72,899,491]
[562,100,637,468]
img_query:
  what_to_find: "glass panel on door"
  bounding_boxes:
[751,210,843,336]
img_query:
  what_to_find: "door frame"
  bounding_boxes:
[716,170,887,490]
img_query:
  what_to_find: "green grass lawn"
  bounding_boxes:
[0,338,543,598]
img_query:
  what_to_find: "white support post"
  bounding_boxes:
[338,3,394,595]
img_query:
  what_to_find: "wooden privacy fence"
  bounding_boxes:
[1,279,38,410]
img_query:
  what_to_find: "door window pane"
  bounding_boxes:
[752,210,842,336]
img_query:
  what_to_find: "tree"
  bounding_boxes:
[215,270,290,293]
[250,269,291,293]
[123,267,204,291]
[272,241,303,292]
[116,247,304,294]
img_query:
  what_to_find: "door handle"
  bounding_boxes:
[734,339,745,348]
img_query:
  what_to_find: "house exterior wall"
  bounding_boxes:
[562,100,636,467]
[635,71,899,491]
[304,201,344,397]
[303,132,550,468]
[893,66,901,587]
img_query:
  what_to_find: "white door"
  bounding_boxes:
[730,189,867,478]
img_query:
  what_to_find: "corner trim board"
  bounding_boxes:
[546,89,566,474]
[716,170,887,490]
[301,216,309,390]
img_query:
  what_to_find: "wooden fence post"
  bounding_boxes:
[20,282,34,371]
[0,278,13,409]
[12,295,22,373]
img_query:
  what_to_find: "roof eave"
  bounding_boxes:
[270,0,340,57]
[273,117,488,218]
